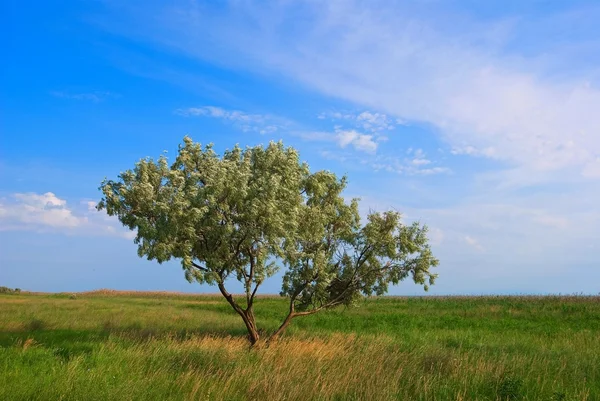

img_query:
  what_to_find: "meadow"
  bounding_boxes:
[0,291,598,400]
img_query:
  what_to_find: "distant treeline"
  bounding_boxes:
[0,286,21,294]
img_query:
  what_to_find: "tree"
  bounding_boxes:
[98,136,438,345]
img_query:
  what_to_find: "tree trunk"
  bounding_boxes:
[242,308,260,345]
[217,282,261,345]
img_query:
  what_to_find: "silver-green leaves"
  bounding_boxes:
[98,136,438,344]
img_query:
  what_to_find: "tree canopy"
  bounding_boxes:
[98,136,438,344]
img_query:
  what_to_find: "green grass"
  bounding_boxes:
[1,291,598,400]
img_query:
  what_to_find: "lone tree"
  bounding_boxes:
[98,137,438,345]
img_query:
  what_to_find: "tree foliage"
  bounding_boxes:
[98,136,438,344]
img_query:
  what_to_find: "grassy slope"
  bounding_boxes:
[0,291,598,400]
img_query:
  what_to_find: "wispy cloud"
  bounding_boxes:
[178,106,385,154]
[50,91,118,102]
[290,108,408,155]
[318,110,404,133]
[107,1,600,180]
[92,1,600,293]
[297,129,448,172]
[371,148,450,176]
[176,106,285,134]
[450,146,497,158]
[317,146,449,176]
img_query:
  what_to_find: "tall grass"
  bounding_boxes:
[1,292,598,400]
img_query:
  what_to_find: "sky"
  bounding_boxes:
[1,0,599,295]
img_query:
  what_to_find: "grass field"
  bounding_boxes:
[0,291,598,400]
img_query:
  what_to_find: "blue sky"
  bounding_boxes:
[1,0,599,295]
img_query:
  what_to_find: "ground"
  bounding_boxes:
[1,291,598,400]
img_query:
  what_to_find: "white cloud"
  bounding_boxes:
[411,158,430,166]
[464,235,484,252]
[105,225,137,240]
[409,148,431,166]
[1,192,86,229]
[86,201,98,212]
[0,192,134,239]
[312,110,404,155]
[335,130,377,153]
[294,128,381,154]
[417,167,451,175]
[356,111,396,132]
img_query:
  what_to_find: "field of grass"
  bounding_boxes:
[0,291,598,400]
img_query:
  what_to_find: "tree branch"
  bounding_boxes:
[217,282,245,317]
[246,251,255,306]
[191,261,209,272]
[293,300,344,316]
[247,280,261,310]
[355,243,373,269]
